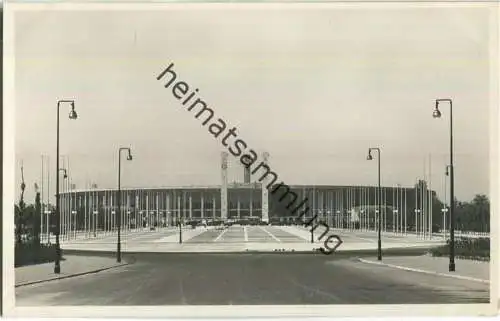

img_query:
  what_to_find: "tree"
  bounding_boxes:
[33,191,42,247]
[14,204,23,246]
[470,194,489,232]
[447,194,490,232]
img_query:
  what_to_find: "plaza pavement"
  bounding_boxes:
[357,255,490,283]
[15,255,128,287]
[16,226,490,306]
[57,225,445,253]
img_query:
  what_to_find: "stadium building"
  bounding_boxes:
[57,152,440,234]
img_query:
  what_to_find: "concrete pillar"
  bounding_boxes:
[261,152,269,223]
[244,163,251,184]
[101,192,105,234]
[213,195,216,219]
[156,192,159,228]
[201,193,204,218]
[177,195,181,224]
[221,151,228,222]
[249,190,253,217]
[111,191,114,231]
[173,191,177,225]
[237,195,241,219]
[189,193,193,219]
[183,192,187,220]
[146,193,149,228]
[134,194,138,231]
[166,193,170,226]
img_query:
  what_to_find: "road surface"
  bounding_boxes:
[16,253,489,306]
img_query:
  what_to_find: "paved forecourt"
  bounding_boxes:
[59,225,445,253]
[16,252,489,306]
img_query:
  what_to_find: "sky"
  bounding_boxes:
[13,4,494,203]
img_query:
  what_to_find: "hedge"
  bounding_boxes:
[429,237,490,261]
[15,243,60,267]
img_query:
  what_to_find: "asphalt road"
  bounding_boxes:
[16,253,489,306]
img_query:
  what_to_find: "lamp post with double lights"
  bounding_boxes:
[54,100,77,274]
[117,147,133,263]
[367,147,382,261]
[433,98,455,272]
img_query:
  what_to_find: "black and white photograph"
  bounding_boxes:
[3,1,499,318]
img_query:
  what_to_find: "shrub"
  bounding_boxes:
[15,242,59,267]
[429,237,490,261]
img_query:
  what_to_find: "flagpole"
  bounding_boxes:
[68,172,71,239]
[126,191,130,233]
[399,184,402,234]
[84,181,87,237]
[60,157,63,240]
[41,155,44,242]
[67,157,70,240]
[69,157,73,240]
[73,180,76,239]
[156,192,159,230]
[104,190,107,235]
[61,157,65,240]
[396,184,399,234]
[444,166,448,239]
[392,185,395,233]
[419,178,422,238]
[429,154,433,239]
[47,156,50,243]
[64,157,67,240]
[75,183,78,239]
[93,184,97,237]
[401,185,404,235]
[111,189,115,234]
[399,184,403,235]
[404,186,407,235]
[396,185,399,235]
[136,194,139,232]
[384,187,387,233]
[414,178,418,237]
[360,187,363,231]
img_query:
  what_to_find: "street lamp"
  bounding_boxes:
[54,100,77,274]
[59,168,68,179]
[117,147,133,263]
[433,98,455,272]
[367,147,382,261]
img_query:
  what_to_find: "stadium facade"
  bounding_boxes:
[57,152,439,233]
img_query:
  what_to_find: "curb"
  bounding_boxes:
[357,258,490,284]
[15,262,130,288]
[61,246,431,257]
